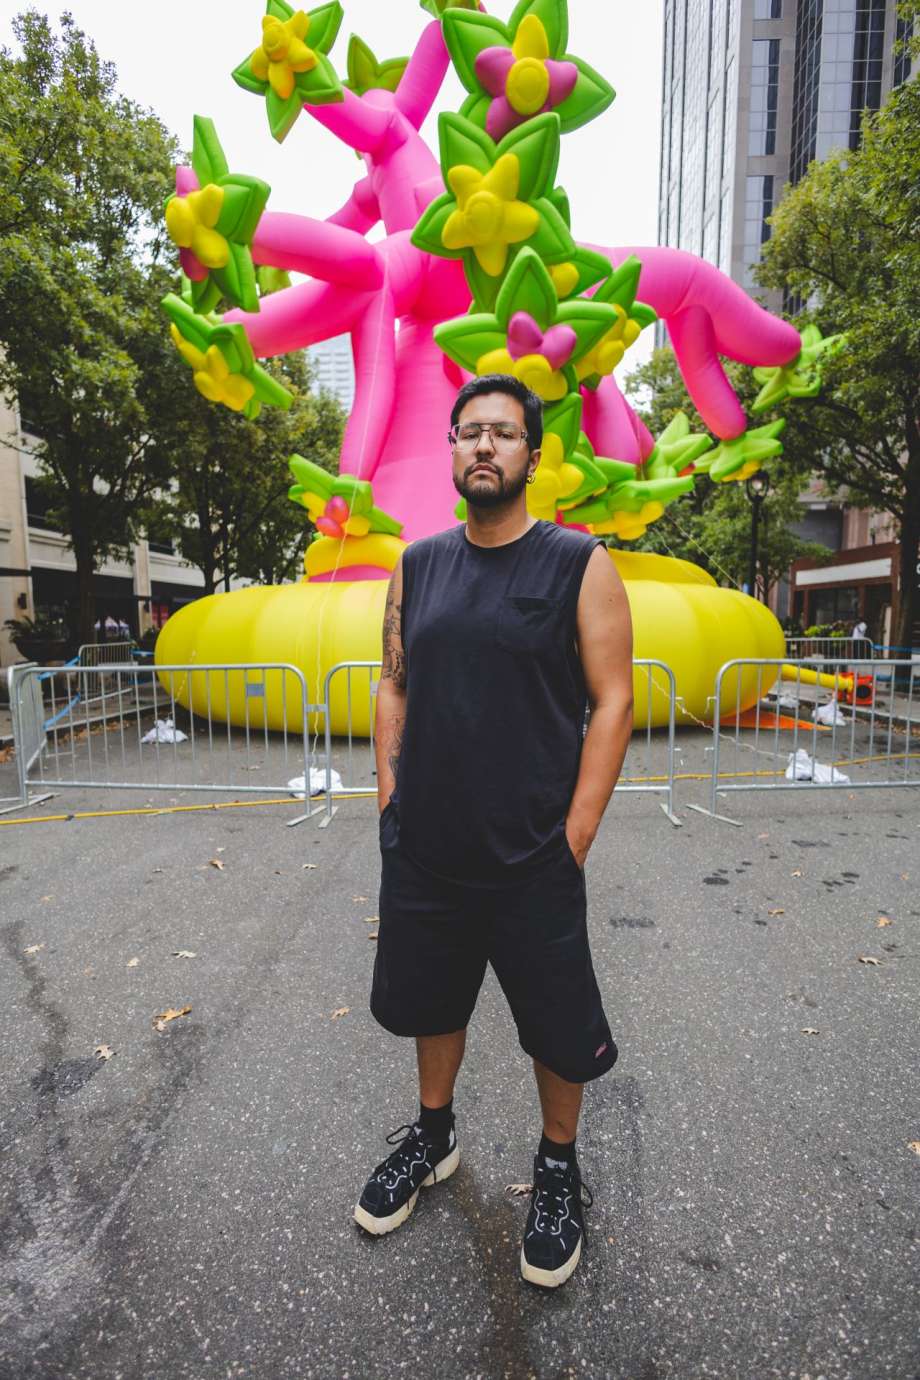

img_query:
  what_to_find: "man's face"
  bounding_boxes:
[451,392,540,510]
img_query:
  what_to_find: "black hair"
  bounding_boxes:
[450,374,544,453]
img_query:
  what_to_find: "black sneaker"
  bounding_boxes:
[354,1120,459,1236]
[520,1154,593,1288]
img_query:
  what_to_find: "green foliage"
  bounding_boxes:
[0,11,181,640]
[756,72,920,643]
[624,349,832,590]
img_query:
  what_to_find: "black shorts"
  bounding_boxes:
[370,802,618,1084]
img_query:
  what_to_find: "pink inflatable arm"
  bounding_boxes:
[224,277,371,356]
[305,87,391,153]
[252,214,384,290]
[327,176,381,234]
[587,244,801,439]
[582,376,655,465]
[340,284,397,481]
[395,20,452,130]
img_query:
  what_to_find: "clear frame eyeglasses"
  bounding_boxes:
[448,422,529,453]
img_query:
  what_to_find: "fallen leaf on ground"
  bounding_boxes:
[216,847,225,853]
[23,943,44,955]
[0,746,13,764]
[908,1142,920,1157]
[364,916,379,924]
[208,858,225,871]
[331,1007,350,1020]
[153,1005,192,1032]
[791,870,803,878]
[768,909,785,916]
[857,955,881,966]
[877,916,893,928]
[505,1183,532,1197]
[368,932,378,942]
[126,957,140,968]
[901,873,909,881]
[352,895,368,902]
[801,1028,820,1036]
[41,896,52,903]
[172,950,197,959]
[758,833,769,840]
[302,863,318,870]
[94,1045,115,1061]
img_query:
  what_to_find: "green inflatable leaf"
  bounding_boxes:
[434,313,506,374]
[554,56,616,134]
[508,0,568,58]
[232,3,344,144]
[345,34,408,95]
[497,113,561,203]
[543,393,583,456]
[410,193,457,257]
[527,197,577,263]
[495,248,558,332]
[441,10,511,94]
[439,112,494,177]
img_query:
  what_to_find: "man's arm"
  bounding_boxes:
[374,556,407,814]
[566,547,634,866]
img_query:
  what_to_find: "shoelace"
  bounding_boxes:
[532,1167,594,1248]
[373,1123,443,1188]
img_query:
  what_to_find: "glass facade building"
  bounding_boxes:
[658,0,911,307]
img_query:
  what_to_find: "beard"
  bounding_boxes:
[452,458,529,509]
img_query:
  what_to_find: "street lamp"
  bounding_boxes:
[745,470,771,601]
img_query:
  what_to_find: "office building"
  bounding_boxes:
[307,334,355,411]
[659,0,911,298]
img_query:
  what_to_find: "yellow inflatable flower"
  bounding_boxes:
[591,502,665,541]
[475,347,569,402]
[170,326,255,412]
[526,434,585,520]
[549,262,579,298]
[506,16,552,115]
[575,306,642,382]
[250,10,318,101]
[165,184,229,271]
[442,154,539,277]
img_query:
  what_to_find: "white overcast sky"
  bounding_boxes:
[2,0,664,365]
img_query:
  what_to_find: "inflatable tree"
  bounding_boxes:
[158,0,839,730]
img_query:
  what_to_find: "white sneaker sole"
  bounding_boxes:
[520,1234,582,1288]
[353,1144,460,1237]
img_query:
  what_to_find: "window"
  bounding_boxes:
[790,0,823,185]
[749,38,781,155]
[849,0,886,149]
[894,17,914,87]
[755,0,783,16]
[25,477,63,533]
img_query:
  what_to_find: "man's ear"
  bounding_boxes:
[528,448,541,478]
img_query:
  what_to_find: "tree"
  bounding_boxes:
[624,347,831,599]
[149,348,344,594]
[0,11,181,642]
[756,63,920,648]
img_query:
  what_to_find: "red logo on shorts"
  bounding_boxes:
[594,1043,608,1059]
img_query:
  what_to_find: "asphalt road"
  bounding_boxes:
[1,752,919,1379]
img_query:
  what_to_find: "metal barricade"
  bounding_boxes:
[785,636,874,665]
[77,639,138,707]
[321,658,681,827]
[8,662,321,809]
[688,657,920,826]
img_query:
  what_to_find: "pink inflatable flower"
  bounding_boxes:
[507,311,576,370]
[475,17,578,142]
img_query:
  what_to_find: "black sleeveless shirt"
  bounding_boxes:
[392,520,604,887]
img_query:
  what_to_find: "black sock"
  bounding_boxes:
[418,1099,453,1141]
[539,1132,576,1166]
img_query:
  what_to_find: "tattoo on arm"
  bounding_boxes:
[381,581,407,688]
[387,716,404,782]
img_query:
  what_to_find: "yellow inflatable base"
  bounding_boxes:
[155,550,784,734]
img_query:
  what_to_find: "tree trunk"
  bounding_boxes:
[893,499,919,652]
[73,534,96,649]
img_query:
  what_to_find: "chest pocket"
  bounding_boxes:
[497,595,564,656]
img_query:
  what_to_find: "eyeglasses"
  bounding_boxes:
[448,423,528,453]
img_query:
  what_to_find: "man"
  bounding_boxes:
[354,374,634,1289]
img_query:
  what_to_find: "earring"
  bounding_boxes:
[527,472,536,485]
